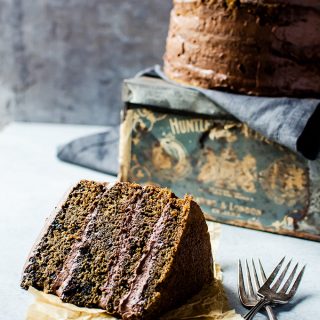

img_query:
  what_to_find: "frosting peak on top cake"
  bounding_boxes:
[164,0,320,97]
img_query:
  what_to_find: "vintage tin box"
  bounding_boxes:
[119,76,320,241]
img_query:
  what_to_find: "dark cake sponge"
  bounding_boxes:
[21,180,213,320]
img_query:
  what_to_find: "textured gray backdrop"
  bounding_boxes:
[0,0,172,126]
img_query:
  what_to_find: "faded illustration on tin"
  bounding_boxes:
[198,148,257,194]
[151,134,192,181]
[122,107,318,240]
[259,155,308,207]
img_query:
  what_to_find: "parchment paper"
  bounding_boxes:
[26,222,243,320]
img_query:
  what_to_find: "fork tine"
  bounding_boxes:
[251,259,261,291]
[263,256,286,287]
[238,260,247,299]
[287,265,306,298]
[246,259,254,296]
[279,262,299,294]
[272,259,292,291]
[258,259,267,282]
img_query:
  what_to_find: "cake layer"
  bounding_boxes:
[164,0,320,97]
[99,186,174,315]
[21,180,106,292]
[120,197,213,320]
[54,182,141,308]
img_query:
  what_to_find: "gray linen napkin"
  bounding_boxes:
[57,65,320,174]
[139,65,320,160]
[57,127,119,176]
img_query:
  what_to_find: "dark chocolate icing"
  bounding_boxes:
[164,0,320,97]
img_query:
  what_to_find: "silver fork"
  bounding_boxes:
[239,259,277,320]
[243,257,306,320]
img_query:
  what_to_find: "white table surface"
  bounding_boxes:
[0,122,319,320]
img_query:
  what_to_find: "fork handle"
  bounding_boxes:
[244,297,270,320]
[265,305,277,320]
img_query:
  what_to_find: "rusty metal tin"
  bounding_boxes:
[119,77,320,241]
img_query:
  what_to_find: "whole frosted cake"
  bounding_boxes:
[21,180,213,320]
[164,0,320,97]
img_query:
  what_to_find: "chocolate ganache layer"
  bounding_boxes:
[164,0,320,97]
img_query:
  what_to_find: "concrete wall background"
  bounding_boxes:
[0,0,172,125]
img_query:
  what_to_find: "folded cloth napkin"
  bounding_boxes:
[57,127,119,176]
[138,65,320,161]
[57,66,320,174]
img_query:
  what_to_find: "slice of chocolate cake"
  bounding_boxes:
[21,180,213,320]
